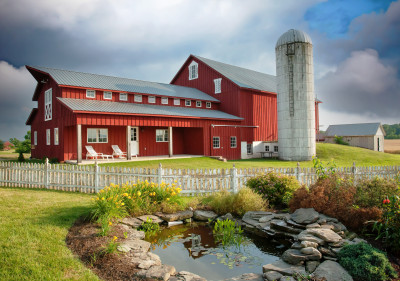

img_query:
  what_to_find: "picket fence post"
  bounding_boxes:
[231,164,238,193]
[94,161,99,193]
[44,158,49,189]
[157,163,163,185]
[352,162,357,184]
[295,162,301,183]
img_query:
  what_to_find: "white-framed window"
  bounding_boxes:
[214,78,222,94]
[196,101,202,107]
[148,96,156,103]
[161,97,168,105]
[174,98,180,106]
[46,129,51,145]
[230,136,237,148]
[34,131,37,146]
[185,100,191,106]
[87,128,108,143]
[119,93,128,101]
[156,129,169,142]
[188,61,198,80]
[103,91,112,100]
[44,88,52,121]
[206,102,211,108]
[54,128,59,145]
[86,89,95,98]
[134,94,142,102]
[213,137,220,149]
[265,145,270,152]
[274,146,279,152]
[247,143,253,154]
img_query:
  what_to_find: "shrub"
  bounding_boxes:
[334,135,349,145]
[338,242,397,281]
[355,177,399,208]
[18,152,25,162]
[246,172,300,208]
[102,236,120,255]
[206,188,267,217]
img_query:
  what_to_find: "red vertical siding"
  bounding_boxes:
[183,128,204,155]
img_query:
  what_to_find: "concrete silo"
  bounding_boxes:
[275,29,316,161]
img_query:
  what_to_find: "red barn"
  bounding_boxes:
[26,55,320,163]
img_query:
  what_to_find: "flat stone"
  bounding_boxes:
[223,273,264,281]
[306,261,320,273]
[330,239,350,248]
[281,249,308,265]
[168,221,183,227]
[264,270,283,281]
[159,211,193,222]
[118,224,145,240]
[120,217,142,228]
[300,247,321,257]
[351,238,367,244]
[128,252,161,269]
[117,239,151,253]
[263,260,306,276]
[270,220,302,234]
[331,247,342,255]
[307,228,342,243]
[300,241,318,248]
[291,242,302,249]
[306,223,320,229]
[243,211,273,227]
[286,219,306,229]
[318,247,336,257]
[273,213,291,221]
[297,230,325,245]
[327,221,347,232]
[137,264,176,281]
[137,215,164,224]
[320,224,335,230]
[169,271,207,281]
[193,210,218,221]
[279,277,296,281]
[259,214,275,223]
[346,232,357,240]
[323,256,338,262]
[290,208,319,224]
[313,260,353,281]
[318,214,338,223]
[217,213,234,221]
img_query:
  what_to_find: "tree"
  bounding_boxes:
[12,131,32,155]
[9,137,21,147]
[0,139,4,151]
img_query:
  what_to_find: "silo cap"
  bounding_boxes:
[276,29,312,48]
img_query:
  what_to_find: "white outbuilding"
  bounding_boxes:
[325,122,385,152]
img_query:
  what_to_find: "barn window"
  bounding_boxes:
[103,91,112,100]
[134,95,142,102]
[34,131,37,146]
[213,137,220,149]
[174,98,180,105]
[44,88,52,121]
[54,128,59,145]
[185,100,191,106]
[247,143,253,154]
[214,78,222,94]
[86,90,95,98]
[156,129,169,142]
[230,136,237,148]
[196,101,202,107]
[87,128,108,143]
[188,61,198,80]
[206,102,211,108]
[148,96,156,103]
[119,93,127,101]
[274,146,278,152]
[46,129,51,145]
[161,97,168,105]
[265,145,270,152]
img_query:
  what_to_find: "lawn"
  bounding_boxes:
[0,187,99,281]
[99,143,400,169]
[0,149,30,160]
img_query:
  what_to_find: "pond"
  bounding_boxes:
[144,222,288,281]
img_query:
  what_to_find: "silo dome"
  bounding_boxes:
[275,29,312,48]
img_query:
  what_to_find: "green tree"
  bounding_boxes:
[13,131,32,156]
[9,137,21,147]
[0,139,4,151]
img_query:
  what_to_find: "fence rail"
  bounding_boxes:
[0,160,398,194]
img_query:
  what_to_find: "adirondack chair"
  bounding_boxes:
[112,145,127,159]
[85,146,113,160]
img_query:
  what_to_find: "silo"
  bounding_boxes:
[275,29,316,161]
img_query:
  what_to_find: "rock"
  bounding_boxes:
[346,232,357,240]
[217,213,234,221]
[331,247,342,255]
[300,247,321,257]
[320,224,335,230]
[313,260,353,281]
[300,241,318,248]
[317,218,327,224]
[286,219,306,230]
[281,249,307,265]
[137,215,164,224]
[318,246,336,257]
[223,273,264,281]
[259,214,275,223]
[307,228,342,243]
[279,277,296,281]
[327,221,347,232]
[137,264,176,281]
[159,211,193,222]
[330,239,350,248]
[263,260,306,276]
[243,211,273,227]
[118,224,146,240]
[270,220,302,234]
[306,261,320,273]
[193,210,218,221]
[274,213,291,221]
[128,252,161,269]
[306,223,320,229]
[170,271,207,281]
[120,217,142,228]
[168,221,183,227]
[117,239,151,253]
[323,256,338,261]
[297,230,325,245]
[318,214,338,223]
[351,238,367,244]
[264,270,283,281]
[290,208,319,224]
[291,242,302,249]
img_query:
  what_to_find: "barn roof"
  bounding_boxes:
[57,98,243,120]
[325,123,385,137]
[26,66,219,102]
[193,55,277,93]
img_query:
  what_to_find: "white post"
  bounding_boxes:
[168,126,173,157]
[157,163,163,185]
[231,164,238,193]
[352,162,357,184]
[44,158,49,189]
[296,162,301,183]
[77,124,82,164]
[127,126,132,160]
[94,161,99,193]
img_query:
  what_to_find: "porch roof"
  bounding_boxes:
[58,98,243,120]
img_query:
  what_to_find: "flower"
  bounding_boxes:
[383,199,391,204]
[113,236,118,241]
[109,221,112,226]
[166,198,170,201]
[137,191,141,196]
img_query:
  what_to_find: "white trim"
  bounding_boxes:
[196,101,202,107]
[188,61,198,80]
[134,94,142,102]
[213,136,220,149]
[214,78,222,94]
[148,96,156,103]
[119,93,128,101]
[247,143,253,154]
[265,145,270,152]
[174,98,180,106]
[156,129,169,142]
[103,91,112,100]
[44,88,52,121]
[34,131,37,146]
[54,128,59,145]
[46,129,51,145]
[206,102,211,108]
[86,89,95,98]
[185,100,191,106]
[230,136,237,148]
[161,97,168,105]
[87,128,108,143]
[274,145,279,152]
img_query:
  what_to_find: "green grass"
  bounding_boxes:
[0,187,99,281]
[99,143,400,169]
[0,149,30,160]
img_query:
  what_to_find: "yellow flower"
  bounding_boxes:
[166,198,170,201]
[123,193,128,197]
[171,192,176,196]
[113,236,118,241]
[174,180,178,183]
[128,196,131,199]
[137,191,141,196]
[109,221,112,226]
[101,197,105,201]
[121,202,125,206]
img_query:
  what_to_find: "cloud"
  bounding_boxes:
[317,49,400,121]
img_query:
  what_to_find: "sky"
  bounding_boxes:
[0,0,399,141]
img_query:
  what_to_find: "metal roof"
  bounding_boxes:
[193,56,277,93]
[27,66,219,102]
[276,29,312,48]
[325,123,384,137]
[57,98,243,120]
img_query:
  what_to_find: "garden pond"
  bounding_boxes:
[144,222,289,280]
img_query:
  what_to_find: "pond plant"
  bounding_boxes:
[138,217,161,237]
[213,219,245,248]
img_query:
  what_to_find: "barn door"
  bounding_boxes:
[130,127,139,156]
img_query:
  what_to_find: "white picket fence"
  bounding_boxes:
[0,160,398,194]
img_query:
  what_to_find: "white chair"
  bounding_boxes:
[112,145,128,159]
[85,146,113,160]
